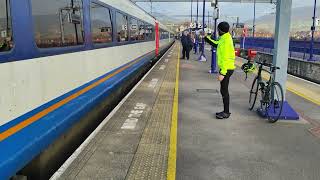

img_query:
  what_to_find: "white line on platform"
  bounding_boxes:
[165,59,169,62]
[160,65,166,70]
[148,78,159,88]
[50,44,175,180]
[121,103,146,130]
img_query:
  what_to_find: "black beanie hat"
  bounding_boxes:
[218,22,230,33]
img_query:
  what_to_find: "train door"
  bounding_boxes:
[155,22,159,56]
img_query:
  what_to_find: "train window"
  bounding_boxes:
[0,0,13,52]
[161,29,165,39]
[130,18,138,41]
[137,21,145,41]
[160,29,168,39]
[145,24,154,41]
[31,0,84,48]
[163,31,169,39]
[116,12,128,42]
[90,3,112,44]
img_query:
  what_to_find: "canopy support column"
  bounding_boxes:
[273,0,292,98]
[198,0,207,61]
[261,0,299,120]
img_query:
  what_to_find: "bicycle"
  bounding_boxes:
[248,60,284,123]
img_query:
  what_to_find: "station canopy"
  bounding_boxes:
[132,0,276,3]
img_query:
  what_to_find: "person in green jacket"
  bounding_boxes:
[204,22,235,119]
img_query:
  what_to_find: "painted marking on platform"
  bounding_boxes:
[287,87,320,106]
[121,103,146,130]
[160,65,166,70]
[165,59,169,62]
[181,63,195,69]
[148,78,159,88]
[167,45,180,180]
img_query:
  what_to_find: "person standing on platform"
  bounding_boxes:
[204,22,236,119]
[181,31,193,60]
[186,33,194,60]
[198,31,204,53]
[191,32,195,51]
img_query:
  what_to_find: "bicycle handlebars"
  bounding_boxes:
[255,61,280,70]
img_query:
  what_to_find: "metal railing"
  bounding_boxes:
[240,37,320,61]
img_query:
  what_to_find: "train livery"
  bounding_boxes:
[0,0,174,179]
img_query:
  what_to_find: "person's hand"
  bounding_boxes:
[217,74,225,81]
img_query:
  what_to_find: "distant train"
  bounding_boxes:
[0,0,174,179]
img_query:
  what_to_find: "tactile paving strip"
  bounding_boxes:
[125,46,178,180]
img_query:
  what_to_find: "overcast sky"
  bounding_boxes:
[136,0,315,23]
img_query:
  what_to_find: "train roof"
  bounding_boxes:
[100,0,155,24]
[100,0,174,33]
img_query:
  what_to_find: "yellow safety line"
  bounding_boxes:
[235,59,320,106]
[287,87,320,106]
[167,44,179,180]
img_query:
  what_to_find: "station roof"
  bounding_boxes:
[132,0,276,3]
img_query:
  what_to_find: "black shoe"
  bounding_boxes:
[216,111,224,116]
[216,112,231,119]
[180,57,185,59]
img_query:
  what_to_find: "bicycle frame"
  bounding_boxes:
[256,63,275,106]
[249,61,283,122]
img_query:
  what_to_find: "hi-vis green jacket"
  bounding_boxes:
[204,33,235,76]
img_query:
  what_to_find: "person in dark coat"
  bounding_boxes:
[181,31,193,60]
[180,31,188,59]
[185,34,193,60]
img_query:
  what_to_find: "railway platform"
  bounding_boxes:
[52,42,320,180]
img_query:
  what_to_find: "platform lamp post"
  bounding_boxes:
[198,0,207,61]
[309,0,317,61]
[190,0,193,33]
[194,0,199,54]
[209,0,218,73]
[253,0,256,38]
[208,11,210,30]
[150,0,152,15]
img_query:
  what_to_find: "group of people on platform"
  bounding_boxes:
[180,22,236,120]
[180,30,205,60]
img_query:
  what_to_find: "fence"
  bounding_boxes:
[240,37,320,61]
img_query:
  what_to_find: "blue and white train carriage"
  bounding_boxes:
[0,0,174,179]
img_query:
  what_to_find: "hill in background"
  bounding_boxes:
[246,6,315,33]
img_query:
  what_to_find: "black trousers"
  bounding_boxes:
[220,70,234,114]
[182,46,190,59]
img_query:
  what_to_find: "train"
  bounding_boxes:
[0,0,175,179]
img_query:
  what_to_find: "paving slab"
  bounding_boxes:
[58,43,179,180]
[177,47,320,180]
[57,43,320,180]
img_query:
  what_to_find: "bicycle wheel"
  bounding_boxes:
[266,82,284,123]
[249,77,259,110]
